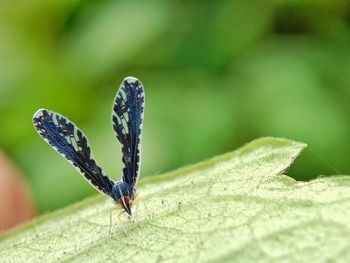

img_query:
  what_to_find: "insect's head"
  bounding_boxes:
[112,181,134,215]
[117,196,132,215]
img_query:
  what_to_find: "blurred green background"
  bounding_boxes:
[1,0,350,214]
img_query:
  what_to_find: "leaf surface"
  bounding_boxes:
[1,137,350,263]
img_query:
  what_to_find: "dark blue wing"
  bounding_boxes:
[112,77,144,187]
[33,109,114,197]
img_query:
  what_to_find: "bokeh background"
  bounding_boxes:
[1,0,350,227]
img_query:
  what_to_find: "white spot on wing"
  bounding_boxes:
[123,76,139,84]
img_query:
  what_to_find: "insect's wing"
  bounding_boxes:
[33,109,114,197]
[112,77,144,187]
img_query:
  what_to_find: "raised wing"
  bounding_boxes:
[112,77,144,187]
[33,109,114,196]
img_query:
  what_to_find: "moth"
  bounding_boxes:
[33,77,145,216]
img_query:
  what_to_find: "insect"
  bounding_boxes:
[33,76,145,217]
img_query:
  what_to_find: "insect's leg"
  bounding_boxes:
[109,207,127,233]
[117,210,128,236]
[134,193,149,217]
[130,195,139,219]
[135,198,140,219]
[109,207,119,233]
[118,210,126,220]
[140,193,149,214]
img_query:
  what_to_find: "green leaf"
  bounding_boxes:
[1,137,350,262]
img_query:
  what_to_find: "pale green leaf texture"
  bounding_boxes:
[1,137,350,262]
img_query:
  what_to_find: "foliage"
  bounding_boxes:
[1,137,350,262]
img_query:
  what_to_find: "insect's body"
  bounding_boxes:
[112,181,135,215]
[33,77,145,216]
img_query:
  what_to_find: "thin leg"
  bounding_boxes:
[133,193,149,219]
[132,196,140,219]
[138,193,149,215]
[109,207,119,233]
[117,210,128,236]
[118,210,126,220]
[135,199,140,219]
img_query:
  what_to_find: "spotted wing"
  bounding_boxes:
[33,109,114,197]
[112,77,144,187]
